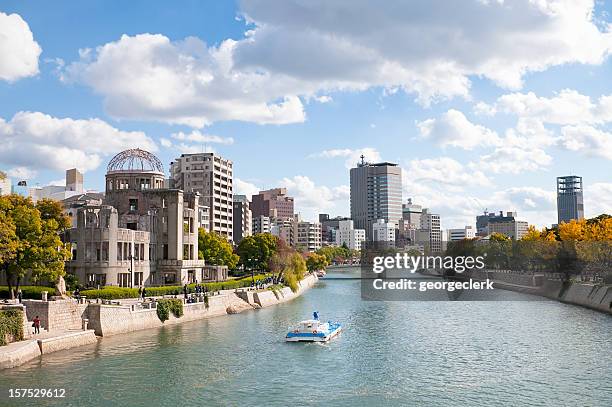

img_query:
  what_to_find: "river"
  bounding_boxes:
[1,268,611,406]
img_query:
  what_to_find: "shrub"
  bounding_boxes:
[0,309,24,346]
[156,299,183,322]
[0,286,57,300]
[80,287,139,300]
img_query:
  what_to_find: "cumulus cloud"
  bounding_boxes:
[310,147,381,168]
[61,1,612,126]
[280,175,349,215]
[0,111,156,174]
[170,130,234,145]
[63,34,306,127]
[476,89,612,125]
[0,12,41,81]
[559,125,612,160]
[406,157,492,189]
[585,182,612,217]
[234,178,261,199]
[417,109,500,150]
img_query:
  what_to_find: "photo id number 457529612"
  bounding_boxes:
[8,388,66,398]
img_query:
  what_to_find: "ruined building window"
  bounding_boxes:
[127,222,137,231]
[102,242,109,261]
[117,242,123,260]
[129,199,138,212]
[162,244,168,260]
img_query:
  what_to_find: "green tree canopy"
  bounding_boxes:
[0,195,70,298]
[306,253,328,272]
[198,229,239,269]
[236,233,278,271]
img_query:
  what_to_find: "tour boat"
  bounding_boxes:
[286,312,342,342]
[315,269,326,278]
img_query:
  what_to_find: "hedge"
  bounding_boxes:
[0,286,57,300]
[80,274,272,300]
[0,309,24,346]
[156,299,183,322]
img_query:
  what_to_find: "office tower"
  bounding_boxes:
[486,211,529,240]
[251,188,294,218]
[335,220,366,251]
[350,157,402,241]
[447,226,475,241]
[170,152,233,241]
[557,175,584,224]
[372,219,396,246]
[66,168,84,192]
[233,195,252,244]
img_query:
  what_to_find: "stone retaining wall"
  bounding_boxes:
[87,273,318,337]
[22,300,88,331]
[37,330,97,354]
[0,340,40,370]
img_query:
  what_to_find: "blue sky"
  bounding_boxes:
[0,0,611,229]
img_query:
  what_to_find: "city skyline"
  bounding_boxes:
[1,1,611,229]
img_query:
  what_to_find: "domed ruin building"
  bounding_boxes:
[63,148,226,288]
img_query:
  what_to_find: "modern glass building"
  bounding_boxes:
[557,175,584,225]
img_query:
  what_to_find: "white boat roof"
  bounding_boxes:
[300,319,321,324]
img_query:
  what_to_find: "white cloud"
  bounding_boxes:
[6,166,37,180]
[405,157,491,189]
[310,147,381,168]
[585,182,612,217]
[472,145,553,174]
[559,125,612,160]
[416,109,500,150]
[234,178,260,198]
[0,12,41,81]
[62,1,612,126]
[171,130,234,145]
[63,34,306,127]
[280,175,349,218]
[0,111,157,174]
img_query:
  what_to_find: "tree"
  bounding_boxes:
[36,199,71,231]
[198,229,239,269]
[306,253,328,272]
[236,233,278,271]
[0,195,70,298]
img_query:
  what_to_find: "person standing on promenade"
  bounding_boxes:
[183,284,188,300]
[141,287,146,299]
[33,316,40,335]
[17,289,22,303]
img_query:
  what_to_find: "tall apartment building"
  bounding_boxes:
[170,152,233,241]
[252,215,271,234]
[335,219,366,251]
[419,209,442,253]
[397,199,423,247]
[251,188,294,218]
[296,221,322,252]
[557,175,584,225]
[447,226,475,242]
[486,211,529,240]
[232,195,252,244]
[350,158,402,241]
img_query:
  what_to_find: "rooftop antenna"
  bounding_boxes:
[360,154,365,165]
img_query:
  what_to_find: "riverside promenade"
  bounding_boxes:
[0,273,318,369]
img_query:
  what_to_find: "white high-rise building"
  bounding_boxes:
[28,168,84,203]
[170,153,233,241]
[372,219,396,246]
[335,220,366,251]
[447,226,476,242]
[232,195,252,243]
[419,209,442,253]
[296,220,322,252]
